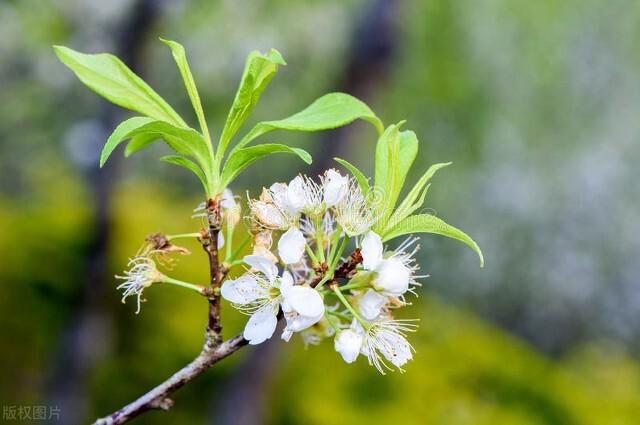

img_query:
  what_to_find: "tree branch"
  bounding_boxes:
[204,197,224,344]
[93,334,248,425]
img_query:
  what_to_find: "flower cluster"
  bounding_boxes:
[221,169,421,373]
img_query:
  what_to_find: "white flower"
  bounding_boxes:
[115,257,164,314]
[280,279,325,341]
[221,255,282,345]
[221,255,324,345]
[356,317,417,373]
[334,327,364,363]
[291,175,324,216]
[360,231,418,297]
[323,169,349,207]
[358,289,388,320]
[333,178,376,236]
[361,231,384,270]
[277,227,306,264]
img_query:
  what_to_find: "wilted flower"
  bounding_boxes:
[116,257,165,314]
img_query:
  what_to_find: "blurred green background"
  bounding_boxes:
[1,0,639,423]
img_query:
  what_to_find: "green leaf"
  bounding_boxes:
[389,162,452,226]
[160,155,209,193]
[398,130,419,188]
[221,144,312,187]
[124,133,159,157]
[372,124,401,229]
[100,117,154,167]
[160,38,212,147]
[233,92,384,154]
[383,214,484,267]
[334,157,370,195]
[124,120,212,170]
[218,49,286,158]
[53,45,185,127]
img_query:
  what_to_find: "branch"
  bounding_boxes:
[204,197,224,344]
[93,334,248,425]
[95,196,230,424]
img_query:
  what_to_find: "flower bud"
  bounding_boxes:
[372,258,411,296]
[323,169,348,207]
[334,329,364,363]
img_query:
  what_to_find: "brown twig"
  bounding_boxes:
[204,197,224,344]
[93,197,231,424]
[93,335,248,424]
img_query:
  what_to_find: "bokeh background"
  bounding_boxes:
[1,0,639,423]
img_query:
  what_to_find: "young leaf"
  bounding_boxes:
[124,133,159,157]
[218,49,286,158]
[232,92,384,154]
[160,38,212,147]
[221,144,312,187]
[101,117,155,167]
[382,214,484,267]
[160,155,209,193]
[372,124,401,229]
[389,162,452,225]
[53,46,186,127]
[124,121,212,170]
[333,157,370,195]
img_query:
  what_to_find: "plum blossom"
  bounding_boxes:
[355,317,417,373]
[334,325,364,363]
[360,231,419,297]
[322,168,349,207]
[332,177,376,236]
[221,255,324,345]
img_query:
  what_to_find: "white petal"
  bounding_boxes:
[277,228,306,264]
[243,305,278,345]
[220,275,265,305]
[334,329,363,363]
[359,289,388,320]
[244,255,278,283]
[279,271,294,293]
[283,309,323,333]
[284,286,325,317]
[217,232,225,249]
[286,176,307,212]
[361,231,383,270]
[378,330,413,367]
[323,169,348,207]
[220,188,236,209]
[374,258,411,296]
